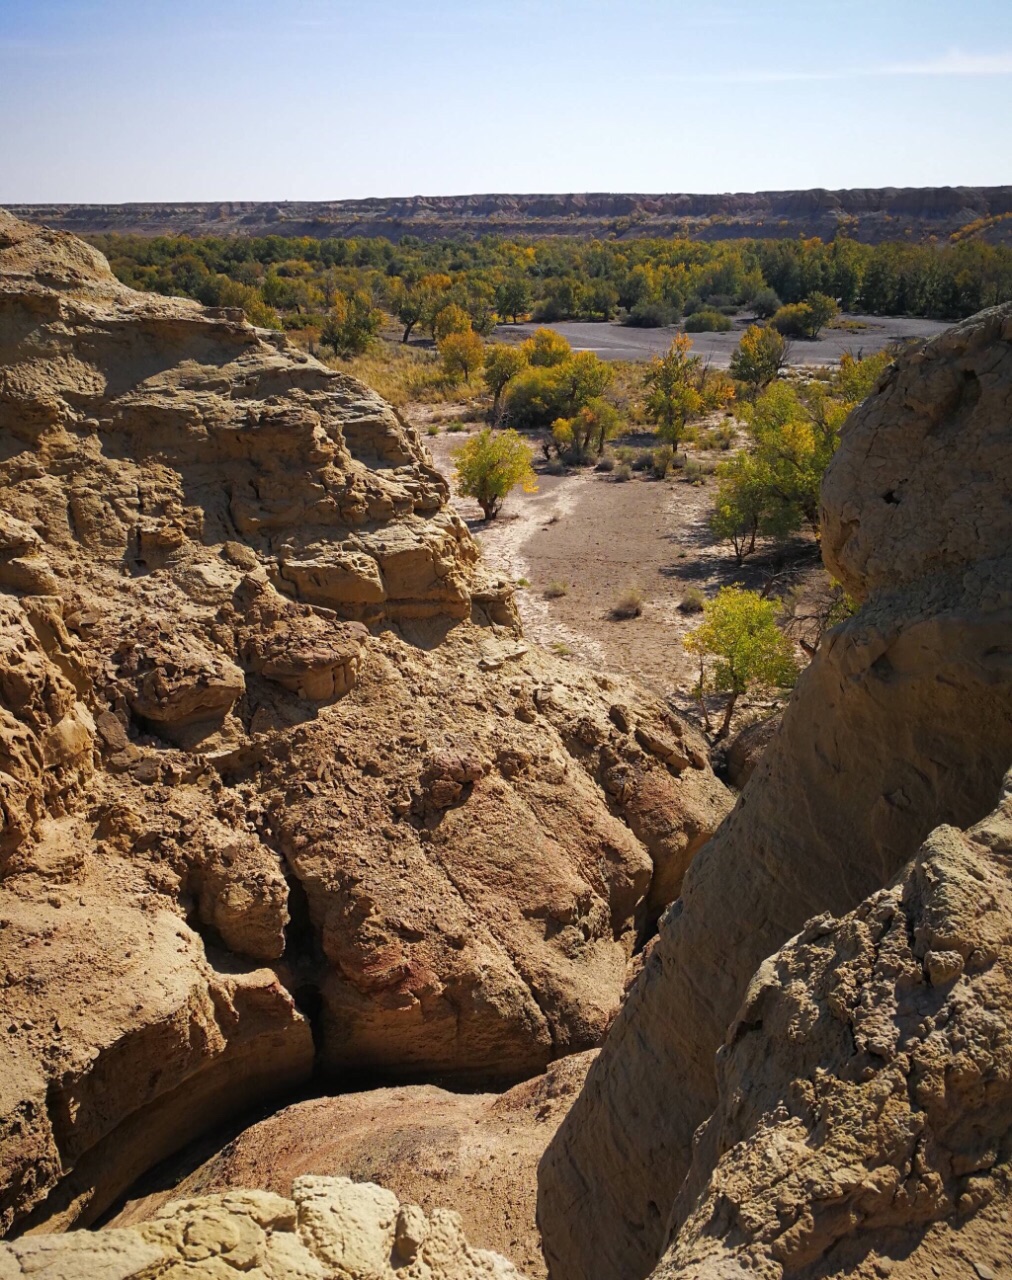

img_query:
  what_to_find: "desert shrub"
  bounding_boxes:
[772,293,839,340]
[614,463,632,482]
[426,423,439,436]
[445,420,467,432]
[630,449,652,472]
[678,587,706,614]
[624,299,677,328]
[544,580,569,599]
[596,452,616,472]
[684,309,733,333]
[452,428,537,519]
[651,444,674,477]
[771,303,813,339]
[611,586,644,620]
[751,286,782,319]
[503,349,612,431]
[552,398,622,462]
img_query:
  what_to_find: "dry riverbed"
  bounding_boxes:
[421,414,824,729]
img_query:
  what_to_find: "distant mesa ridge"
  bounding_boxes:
[9,186,1012,243]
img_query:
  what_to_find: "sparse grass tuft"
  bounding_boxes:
[544,580,569,599]
[610,585,644,620]
[679,586,706,613]
[614,462,632,482]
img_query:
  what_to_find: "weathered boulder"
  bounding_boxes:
[0,1176,527,1279]
[648,774,1012,1280]
[538,304,1012,1280]
[0,210,730,1235]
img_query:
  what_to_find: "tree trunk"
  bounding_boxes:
[716,692,738,742]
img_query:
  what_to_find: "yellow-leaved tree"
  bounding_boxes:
[453,429,538,520]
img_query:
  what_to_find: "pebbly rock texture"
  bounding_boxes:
[0,1175,527,1279]
[0,210,730,1237]
[538,303,1012,1280]
[649,773,1012,1280]
[113,1053,596,1280]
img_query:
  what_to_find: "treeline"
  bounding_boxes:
[89,230,1012,336]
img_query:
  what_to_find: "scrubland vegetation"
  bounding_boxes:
[87,225,994,743]
[91,230,1012,344]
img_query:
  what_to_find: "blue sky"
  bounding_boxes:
[1,0,1010,201]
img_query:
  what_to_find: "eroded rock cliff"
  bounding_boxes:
[0,211,730,1238]
[538,303,1012,1280]
[647,774,1012,1280]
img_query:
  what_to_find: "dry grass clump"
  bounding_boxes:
[328,342,483,407]
[610,585,644,620]
[613,462,632,482]
[678,586,706,613]
[543,580,569,599]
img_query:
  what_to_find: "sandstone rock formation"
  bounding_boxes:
[0,210,729,1238]
[114,1053,596,1280]
[650,773,1012,1280]
[538,303,1012,1280]
[0,1176,526,1279]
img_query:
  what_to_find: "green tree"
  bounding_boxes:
[729,323,789,394]
[805,292,840,337]
[495,276,532,324]
[320,291,382,354]
[483,344,529,417]
[642,334,703,451]
[439,329,484,384]
[453,428,538,520]
[683,587,798,740]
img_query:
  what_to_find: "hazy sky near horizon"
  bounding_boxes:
[1,0,1010,201]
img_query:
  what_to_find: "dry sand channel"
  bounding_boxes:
[424,426,790,708]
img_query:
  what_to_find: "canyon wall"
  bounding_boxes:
[538,302,1012,1280]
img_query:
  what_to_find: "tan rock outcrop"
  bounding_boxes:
[113,1052,596,1280]
[538,304,1012,1280]
[0,211,730,1236]
[0,1176,527,1279]
[648,773,1012,1280]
